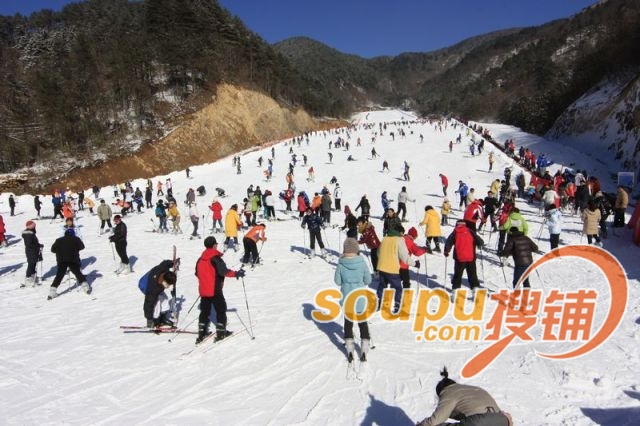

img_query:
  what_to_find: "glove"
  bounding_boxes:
[414,260,420,269]
[147,319,155,328]
[301,224,305,229]
[39,244,44,248]
[235,269,246,279]
[444,252,449,258]
[109,236,115,242]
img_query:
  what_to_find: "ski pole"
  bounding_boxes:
[110,242,116,261]
[423,253,429,288]
[303,227,307,257]
[500,258,507,284]
[241,277,255,339]
[479,248,486,284]
[168,297,200,342]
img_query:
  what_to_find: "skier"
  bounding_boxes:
[328,152,333,163]
[97,199,113,234]
[48,228,90,299]
[188,202,200,239]
[142,260,178,328]
[195,236,246,343]
[439,174,448,196]
[167,201,182,234]
[419,206,442,252]
[145,186,153,209]
[242,223,267,266]
[355,195,371,222]
[444,220,484,300]
[397,186,413,222]
[34,195,42,218]
[321,191,332,224]
[110,215,132,274]
[334,238,372,363]
[223,204,243,251]
[401,227,429,289]
[415,367,511,426]
[403,161,410,181]
[455,181,469,209]
[333,183,342,212]
[440,198,451,226]
[382,160,389,172]
[381,191,392,213]
[301,207,327,258]
[340,206,358,238]
[209,198,224,233]
[376,221,409,312]
[478,191,499,233]
[357,216,381,273]
[501,226,539,289]
[8,194,16,216]
[582,201,602,246]
[0,214,5,247]
[155,200,169,233]
[185,188,196,206]
[613,185,628,229]
[545,205,563,250]
[22,220,43,287]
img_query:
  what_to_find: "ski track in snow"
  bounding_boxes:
[1,110,639,425]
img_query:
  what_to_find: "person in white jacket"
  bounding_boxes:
[188,202,200,239]
[545,205,563,250]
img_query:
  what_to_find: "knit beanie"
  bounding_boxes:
[407,227,418,239]
[435,367,456,396]
[343,238,360,255]
[26,220,36,229]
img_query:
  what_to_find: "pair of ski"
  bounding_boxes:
[120,325,197,335]
[180,322,256,357]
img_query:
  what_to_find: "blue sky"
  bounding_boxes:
[1,0,599,57]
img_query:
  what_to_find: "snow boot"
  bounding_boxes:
[345,338,356,363]
[21,276,36,288]
[195,322,212,344]
[215,323,232,341]
[47,287,58,300]
[320,248,327,258]
[114,262,126,274]
[360,338,371,362]
[81,281,91,294]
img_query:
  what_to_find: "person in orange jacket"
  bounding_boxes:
[62,202,74,220]
[242,223,267,266]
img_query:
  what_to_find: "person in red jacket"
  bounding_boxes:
[357,216,381,273]
[439,173,448,197]
[297,192,308,218]
[195,236,246,344]
[209,198,224,233]
[401,227,430,289]
[0,214,6,247]
[444,221,484,299]
[463,199,484,232]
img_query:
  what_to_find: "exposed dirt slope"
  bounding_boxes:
[17,84,344,194]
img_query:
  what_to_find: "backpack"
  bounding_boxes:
[138,271,151,294]
[301,191,310,206]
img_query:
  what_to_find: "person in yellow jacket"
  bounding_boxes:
[420,205,442,252]
[224,204,243,251]
[242,223,267,265]
[440,198,451,226]
[376,223,409,312]
[84,197,95,215]
[490,179,501,196]
[167,201,182,234]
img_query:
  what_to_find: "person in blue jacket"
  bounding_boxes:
[334,238,372,363]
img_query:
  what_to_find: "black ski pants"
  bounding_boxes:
[199,291,227,328]
[115,241,129,265]
[242,237,259,264]
[451,260,480,290]
[344,318,370,340]
[308,228,325,250]
[51,262,86,288]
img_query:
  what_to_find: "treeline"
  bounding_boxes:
[0,0,323,172]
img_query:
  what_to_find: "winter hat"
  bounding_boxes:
[113,215,122,221]
[65,228,76,237]
[163,271,177,286]
[407,227,418,239]
[204,236,217,248]
[25,220,36,229]
[435,367,456,396]
[343,238,360,255]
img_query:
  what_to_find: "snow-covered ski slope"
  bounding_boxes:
[0,110,638,425]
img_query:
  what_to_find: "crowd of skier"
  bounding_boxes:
[0,115,633,425]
